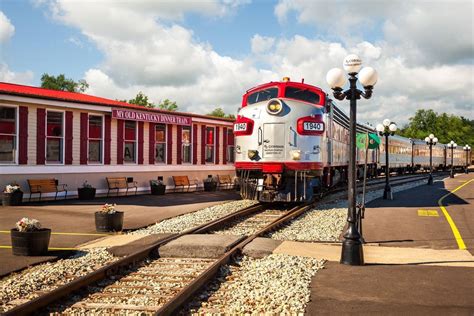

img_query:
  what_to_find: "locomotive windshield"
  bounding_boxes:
[247,87,278,105]
[284,87,320,104]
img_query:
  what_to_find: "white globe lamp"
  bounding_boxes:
[326,68,346,89]
[343,54,362,74]
[359,67,378,87]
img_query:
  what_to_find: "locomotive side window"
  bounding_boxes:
[247,87,278,105]
[284,87,320,104]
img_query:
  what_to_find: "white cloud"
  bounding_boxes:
[251,34,275,54]
[0,63,34,84]
[0,11,15,43]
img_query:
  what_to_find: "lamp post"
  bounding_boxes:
[326,54,377,266]
[464,145,471,174]
[376,119,397,200]
[424,134,438,185]
[447,141,457,178]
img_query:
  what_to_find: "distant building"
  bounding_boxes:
[0,82,235,199]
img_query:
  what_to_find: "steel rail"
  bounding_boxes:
[156,203,313,315]
[3,202,267,316]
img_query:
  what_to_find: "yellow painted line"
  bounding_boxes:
[0,246,78,251]
[418,210,439,217]
[438,179,473,250]
[0,231,112,236]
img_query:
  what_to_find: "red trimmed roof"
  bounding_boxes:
[0,82,234,122]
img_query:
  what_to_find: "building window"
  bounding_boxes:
[205,126,215,163]
[124,120,136,163]
[182,126,192,163]
[88,115,103,163]
[227,128,235,163]
[46,111,64,164]
[0,106,17,164]
[155,124,167,163]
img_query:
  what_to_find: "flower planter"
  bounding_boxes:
[2,191,23,206]
[150,184,166,195]
[95,211,124,232]
[204,182,217,192]
[11,228,51,256]
[78,187,96,200]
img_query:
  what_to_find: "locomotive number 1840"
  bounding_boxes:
[303,122,324,131]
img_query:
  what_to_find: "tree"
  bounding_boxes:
[207,107,235,119]
[128,91,154,108]
[40,73,89,93]
[399,109,474,145]
[157,99,178,111]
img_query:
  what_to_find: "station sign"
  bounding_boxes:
[112,108,192,126]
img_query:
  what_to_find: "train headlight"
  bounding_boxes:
[290,150,302,160]
[266,99,283,115]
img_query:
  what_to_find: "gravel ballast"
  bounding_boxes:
[130,200,257,235]
[0,248,117,312]
[270,179,431,242]
[183,254,325,314]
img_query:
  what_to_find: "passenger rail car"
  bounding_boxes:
[378,135,413,173]
[412,140,446,170]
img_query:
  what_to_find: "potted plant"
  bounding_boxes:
[95,203,124,232]
[150,177,166,195]
[11,217,51,256]
[203,175,217,192]
[2,184,23,206]
[78,181,96,200]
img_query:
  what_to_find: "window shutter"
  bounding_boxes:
[215,127,220,164]
[104,115,111,164]
[80,113,88,165]
[138,121,144,164]
[166,124,173,164]
[18,106,28,165]
[223,127,228,165]
[177,125,182,165]
[36,108,46,165]
[149,122,155,164]
[65,111,73,164]
[117,119,124,164]
[201,125,206,164]
[192,124,198,164]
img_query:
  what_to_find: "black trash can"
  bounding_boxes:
[11,228,51,256]
[95,211,124,232]
[150,184,166,195]
[78,187,96,200]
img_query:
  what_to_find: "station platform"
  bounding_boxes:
[304,173,474,315]
[0,190,240,276]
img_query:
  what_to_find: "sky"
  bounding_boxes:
[0,0,473,126]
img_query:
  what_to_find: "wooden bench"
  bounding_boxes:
[27,179,68,201]
[217,175,234,190]
[172,176,198,192]
[106,177,138,197]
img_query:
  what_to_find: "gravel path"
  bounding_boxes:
[269,178,431,242]
[0,248,117,312]
[182,254,325,314]
[129,200,257,235]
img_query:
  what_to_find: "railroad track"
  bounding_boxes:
[3,202,313,315]
[3,173,442,314]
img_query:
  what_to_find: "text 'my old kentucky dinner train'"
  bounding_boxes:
[233,77,466,202]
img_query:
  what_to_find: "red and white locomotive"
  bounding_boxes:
[233,78,470,203]
[233,77,376,202]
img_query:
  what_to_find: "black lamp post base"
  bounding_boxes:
[465,168,469,174]
[340,238,364,265]
[383,184,393,200]
[427,174,434,185]
[450,169,455,178]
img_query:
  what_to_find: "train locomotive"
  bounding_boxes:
[234,78,469,203]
